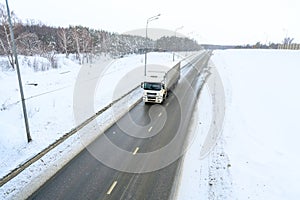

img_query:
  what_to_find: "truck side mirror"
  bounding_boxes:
[141,82,144,88]
[162,84,165,89]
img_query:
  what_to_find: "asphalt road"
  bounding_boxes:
[28,51,212,200]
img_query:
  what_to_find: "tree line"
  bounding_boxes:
[0,4,202,70]
[234,37,297,49]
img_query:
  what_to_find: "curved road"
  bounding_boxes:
[28,51,212,200]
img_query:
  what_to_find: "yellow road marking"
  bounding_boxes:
[106,181,117,195]
[133,147,139,155]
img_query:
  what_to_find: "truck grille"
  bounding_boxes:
[147,92,157,95]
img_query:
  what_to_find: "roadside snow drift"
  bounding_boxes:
[177,49,300,200]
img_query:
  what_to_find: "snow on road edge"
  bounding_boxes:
[176,58,233,200]
[0,88,142,200]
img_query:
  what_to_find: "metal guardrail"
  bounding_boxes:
[0,85,141,187]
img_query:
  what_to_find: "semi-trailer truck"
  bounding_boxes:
[141,62,180,103]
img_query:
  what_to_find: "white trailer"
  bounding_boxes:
[141,62,180,103]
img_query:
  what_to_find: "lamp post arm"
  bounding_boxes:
[144,14,160,76]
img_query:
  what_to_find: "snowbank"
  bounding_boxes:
[177,49,300,199]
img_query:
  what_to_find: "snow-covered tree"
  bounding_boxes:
[70,26,82,64]
[0,3,19,69]
[57,27,70,57]
[16,32,41,56]
[80,27,92,63]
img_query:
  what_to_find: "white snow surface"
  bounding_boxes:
[177,49,300,200]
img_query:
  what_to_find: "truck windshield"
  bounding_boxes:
[143,82,161,91]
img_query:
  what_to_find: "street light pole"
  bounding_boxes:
[174,26,184,37]
[173,26,183,61]
[144,14,160,76]
[5,0,32,142]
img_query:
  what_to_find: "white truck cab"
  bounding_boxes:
[141,75,167,103]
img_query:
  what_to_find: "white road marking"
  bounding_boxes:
[133,147,139,155]
[106,181,118,195]
[166,102,169,106]
[148,126,153,132]
[158,112,162,117]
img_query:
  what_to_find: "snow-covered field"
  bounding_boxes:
[177,49,300,199]
[0,55,81,177]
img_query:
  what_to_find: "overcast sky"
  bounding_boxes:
[4,0,300,45]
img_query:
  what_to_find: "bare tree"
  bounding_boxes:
[16,32,41,55]
[283,37,294,45]
[0,3,17,69]
[81,27,92,63]
[99,31,109,54]
[57,27,70,57]
[70,26,82,64]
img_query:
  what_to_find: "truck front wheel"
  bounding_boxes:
[164,92,167,99]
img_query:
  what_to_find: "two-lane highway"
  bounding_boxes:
[28,51,212,200]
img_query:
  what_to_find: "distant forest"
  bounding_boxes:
[0,3,201,69]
